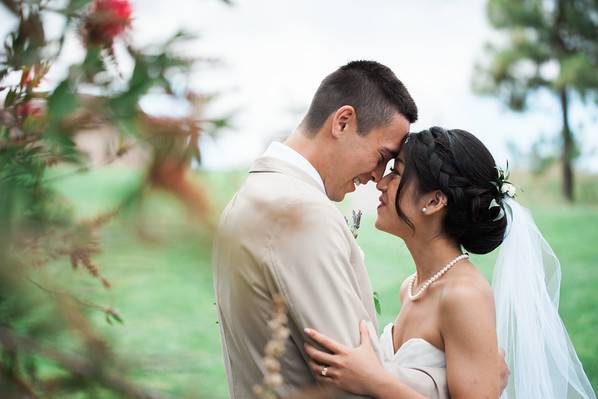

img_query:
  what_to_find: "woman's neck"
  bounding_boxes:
[405,236,464,283]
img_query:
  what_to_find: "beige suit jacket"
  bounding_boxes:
[213,156,449,398]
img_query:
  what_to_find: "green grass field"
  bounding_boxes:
[45,166,598,398]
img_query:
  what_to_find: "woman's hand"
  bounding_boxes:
[304,320,387,396]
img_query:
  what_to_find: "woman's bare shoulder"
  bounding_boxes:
[438,263,495,323]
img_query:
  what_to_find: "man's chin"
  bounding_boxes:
[328,192,345,202]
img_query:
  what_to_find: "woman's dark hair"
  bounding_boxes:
[395,126,507,254]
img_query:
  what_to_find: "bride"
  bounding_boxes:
[304,127,596,398]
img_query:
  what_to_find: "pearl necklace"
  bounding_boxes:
[408,254,469,301]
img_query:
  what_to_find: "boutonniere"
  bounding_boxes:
[373,291,382,316]
[344,209,362,239]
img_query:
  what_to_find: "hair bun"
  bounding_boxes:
[460,194,507,254]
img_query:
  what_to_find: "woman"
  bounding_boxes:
[304,127,596,398]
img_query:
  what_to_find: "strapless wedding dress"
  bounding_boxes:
[379,322,446,369]
[379,323,449,398]
[374,323,449,398]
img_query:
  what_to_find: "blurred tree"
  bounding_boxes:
[0,0,231,397]
[473,0,598,202]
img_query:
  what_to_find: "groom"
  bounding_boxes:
[213,61,494,398]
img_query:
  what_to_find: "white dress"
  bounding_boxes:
[379,322,449,398]
[379,323,446,369]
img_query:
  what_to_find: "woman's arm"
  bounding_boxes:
[304,321,427,399]
[304,280,508,398]
[440,280,501,399]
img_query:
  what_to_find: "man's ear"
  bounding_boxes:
[422,190,448,215]
[331,105,356,139]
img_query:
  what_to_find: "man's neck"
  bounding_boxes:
[284,130,325,179]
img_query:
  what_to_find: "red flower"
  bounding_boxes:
[83,0,132,47]
[15,102,43,119]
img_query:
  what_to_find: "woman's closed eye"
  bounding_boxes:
[389,166,401,176]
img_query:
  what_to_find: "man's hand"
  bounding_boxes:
[498,348,510,393]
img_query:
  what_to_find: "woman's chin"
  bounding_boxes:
[374,217,386,232]
[375,216,402,238]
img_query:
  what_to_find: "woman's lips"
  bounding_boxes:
[378,195,386,208]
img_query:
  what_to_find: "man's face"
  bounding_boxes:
[325,112,410,201]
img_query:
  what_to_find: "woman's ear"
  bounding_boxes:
[421,190,448,215]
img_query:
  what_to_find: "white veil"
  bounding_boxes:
[493,198,596,398]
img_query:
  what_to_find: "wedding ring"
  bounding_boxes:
[321,366,329,377]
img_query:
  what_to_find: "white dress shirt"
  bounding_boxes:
[262,141,326,194]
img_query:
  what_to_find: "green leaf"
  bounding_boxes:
[82,47,104,76]
[47,80,78,120]
[43,125,83,164]
[116,117,140,137]
[111,311,124,324]
[373,291,382,316]
[130,60,151,92]
[489,198,501,210]
[67,0,93,12]
[105,309,124,325]
[4,88,16,107]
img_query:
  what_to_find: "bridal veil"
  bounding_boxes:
[493,198,596,399]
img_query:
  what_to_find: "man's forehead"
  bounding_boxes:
[381,132,407,156]
[384,115,409,146]
[372,113,409,153]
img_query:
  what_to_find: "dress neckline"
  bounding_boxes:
[380,323,446,369]
[389,323,445,355]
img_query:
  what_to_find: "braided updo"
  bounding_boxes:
[395,126,507,254]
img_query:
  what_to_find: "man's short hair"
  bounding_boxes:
[301,60,418,135]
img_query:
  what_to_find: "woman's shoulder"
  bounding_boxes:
[438,263,495,319]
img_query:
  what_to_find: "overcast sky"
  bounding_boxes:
[2,0,596,171]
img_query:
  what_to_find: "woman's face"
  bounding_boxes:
[375,153,422,238]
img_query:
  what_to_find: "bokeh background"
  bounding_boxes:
[1,0,596,398]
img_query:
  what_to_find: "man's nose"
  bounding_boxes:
[370,163,386,182]
[376,174,389,191]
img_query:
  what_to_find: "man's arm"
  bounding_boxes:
[267,202,373,397]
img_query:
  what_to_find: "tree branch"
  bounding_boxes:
[0,327,171,399]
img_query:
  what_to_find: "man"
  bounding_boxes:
[213,61,493,398]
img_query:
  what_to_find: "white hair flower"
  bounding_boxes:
[489,162,519,221]
[501,182,517,198]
